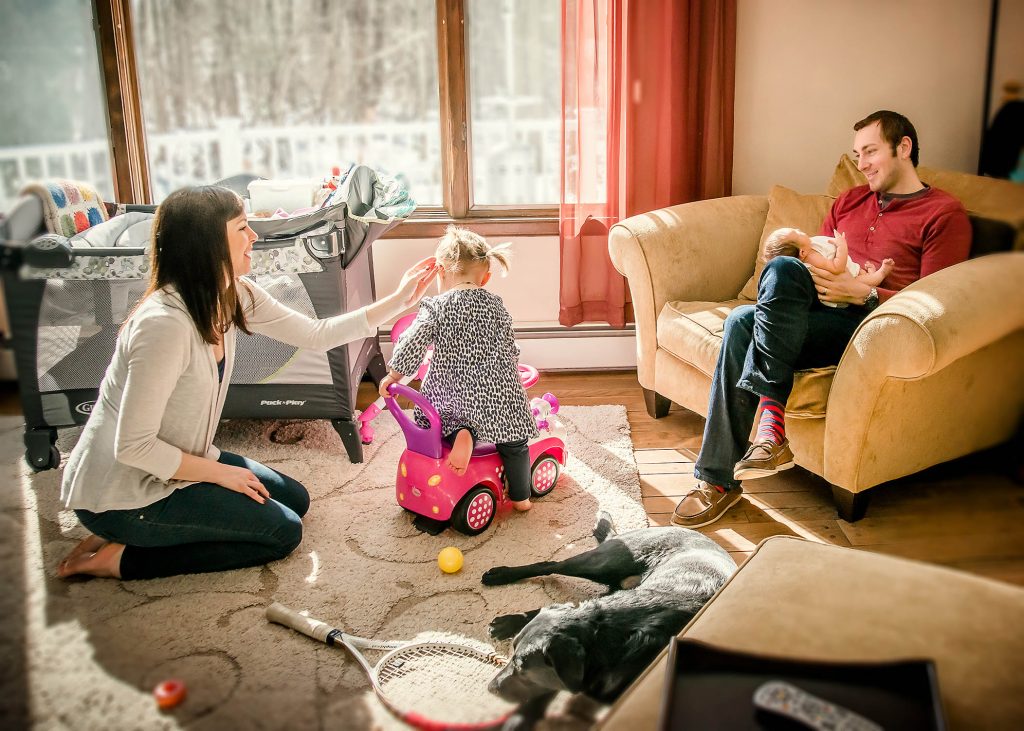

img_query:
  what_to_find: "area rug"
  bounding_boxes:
[0,405,645,730]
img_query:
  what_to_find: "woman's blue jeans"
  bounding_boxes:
[75,451,309,580]
[693,257,868,490]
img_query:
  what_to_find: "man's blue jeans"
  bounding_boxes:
[693,257,868,490]
[75,451,309,579]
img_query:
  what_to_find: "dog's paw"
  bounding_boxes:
[482,566,515,585]
[489,613,529,640]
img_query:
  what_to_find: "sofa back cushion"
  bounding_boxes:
[827,153,1024,250]
[737,185,834,301]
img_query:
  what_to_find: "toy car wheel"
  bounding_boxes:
[530,455,561,497]
[451,486,497,536]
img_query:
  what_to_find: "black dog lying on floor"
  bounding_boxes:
[482,513,735,728]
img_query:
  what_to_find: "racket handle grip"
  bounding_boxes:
[266,602,335,644]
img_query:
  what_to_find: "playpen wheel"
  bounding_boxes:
[530,455,561,497]
[451,486,497,536]
[25,429,61,472]
[27,445,61,472]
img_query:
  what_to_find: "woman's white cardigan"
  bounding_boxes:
[61,281,386,512]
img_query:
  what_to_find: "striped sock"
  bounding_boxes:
[756,397,786,445]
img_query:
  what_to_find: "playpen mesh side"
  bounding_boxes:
[35,273,333,392]
[37,279,149,391]
[233,273,333,385]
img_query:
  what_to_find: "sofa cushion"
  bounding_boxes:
[737,185,835,301]
[658,300,741,377]
[658,299,835,416]
[826,153,1024,249]
[785,366,835,417]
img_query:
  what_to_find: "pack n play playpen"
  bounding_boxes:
[0,175,410,470]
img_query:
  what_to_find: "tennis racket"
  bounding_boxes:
[266,602,515,730]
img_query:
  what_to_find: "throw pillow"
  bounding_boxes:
[825,154,865,197]
[737,185,835,301]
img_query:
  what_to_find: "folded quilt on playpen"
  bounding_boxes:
[18,179,109,236]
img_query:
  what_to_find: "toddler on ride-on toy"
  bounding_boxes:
[383,382,566,535]
[379,226,556,529]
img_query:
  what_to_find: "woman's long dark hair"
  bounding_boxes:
[144,185,252,344]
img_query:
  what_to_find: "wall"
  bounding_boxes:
[732,0,991,195]
[373,236,561,327]
[371,236,638,370]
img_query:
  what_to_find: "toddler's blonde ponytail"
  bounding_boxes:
[435,225,512,275]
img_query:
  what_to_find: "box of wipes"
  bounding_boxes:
[247,179,319,215]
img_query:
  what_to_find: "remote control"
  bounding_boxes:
[753,680,884,731]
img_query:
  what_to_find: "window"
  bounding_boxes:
[0,0,560,234]
[0,0,115,212]
[131,0,444,205]
[466,0,561,207]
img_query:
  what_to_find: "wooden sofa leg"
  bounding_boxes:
[831,484,870,522]
[642,388,671,419]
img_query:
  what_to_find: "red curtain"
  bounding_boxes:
[559,0,737,327]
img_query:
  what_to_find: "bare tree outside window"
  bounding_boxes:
[467,0,560,206]
[131,0,443,203]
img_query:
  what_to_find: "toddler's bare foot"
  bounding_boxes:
[512,499,532,512]
[446,430,473,476]
[58,533,108,574]
[57,541,125,579]
[878,257,895,275]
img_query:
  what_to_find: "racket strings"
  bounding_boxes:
[375,644,515,724]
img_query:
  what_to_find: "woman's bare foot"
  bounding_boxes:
[512,499,532,512]
[59,534,108,574]
[56,541,125,579]
[446,430,473,476]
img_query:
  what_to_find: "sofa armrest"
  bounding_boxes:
[824,252,1024,489]
[608,195,768,387]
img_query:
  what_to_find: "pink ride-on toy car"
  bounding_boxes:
[383,383,567,535]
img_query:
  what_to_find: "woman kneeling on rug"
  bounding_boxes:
[57,186,438,579]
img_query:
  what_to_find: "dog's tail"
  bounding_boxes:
[593,511,616,543]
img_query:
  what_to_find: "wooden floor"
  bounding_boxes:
[4,371,1023,586]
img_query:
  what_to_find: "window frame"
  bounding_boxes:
[94,0,558,237]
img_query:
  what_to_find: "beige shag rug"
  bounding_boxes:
[0,405,645,730]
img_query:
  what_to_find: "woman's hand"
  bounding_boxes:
[395,257,440,306]
[807,264,871,305]
[215,464,270,504]
[364,257,440,327]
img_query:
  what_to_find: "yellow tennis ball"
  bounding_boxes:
[437,547,464,574]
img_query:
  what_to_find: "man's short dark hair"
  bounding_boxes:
[854,110,920,167]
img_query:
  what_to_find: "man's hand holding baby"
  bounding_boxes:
[808,264,872,305]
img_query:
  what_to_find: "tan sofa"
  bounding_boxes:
[599,536,1024,730]
[608,156,1024,520]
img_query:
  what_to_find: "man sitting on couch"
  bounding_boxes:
[671,110,972,528]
